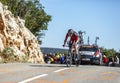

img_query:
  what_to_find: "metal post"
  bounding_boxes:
[95,37,99,45]
[78,31,86,46]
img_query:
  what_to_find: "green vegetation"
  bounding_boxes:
[0,47,29,63]
[0,47,14,62]
[1,47,14,58]
[0,0,52,44]
[100,47,120,59]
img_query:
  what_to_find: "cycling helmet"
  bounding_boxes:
[68,29,74,34]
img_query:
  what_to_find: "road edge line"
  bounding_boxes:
[54,68,69,73]
[18,74,48,83]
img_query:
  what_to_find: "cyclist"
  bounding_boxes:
[63,29,79,64]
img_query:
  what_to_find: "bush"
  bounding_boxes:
[0,47,14,62]
[2,47,14,57]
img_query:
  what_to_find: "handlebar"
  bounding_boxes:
[63,45,69,47]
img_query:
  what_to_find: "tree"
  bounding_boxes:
[0,0,18,16]
[100,47,117,58]
[0,0,52,44]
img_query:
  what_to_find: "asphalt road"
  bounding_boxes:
[0,63,120,83]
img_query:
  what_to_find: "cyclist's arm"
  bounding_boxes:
[63,34,69,46]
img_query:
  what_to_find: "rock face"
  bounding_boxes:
[0,2,44,63]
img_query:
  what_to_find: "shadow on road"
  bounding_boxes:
[29,63,120,68]
[29,64,73,68]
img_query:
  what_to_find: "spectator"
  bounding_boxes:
[43,53,49,63]
[56,53,60,63]
[108,56,114,66]
[103,55,108,66]
[114,56,119,65]
[50,56,54,63]
[60,54,65,64]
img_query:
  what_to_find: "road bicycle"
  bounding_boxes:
[64,45,80,67]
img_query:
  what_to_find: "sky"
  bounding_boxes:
[40,0,120,51]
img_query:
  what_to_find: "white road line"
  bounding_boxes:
[18,68,69,83]
[54,68,69,73]
[18,74,48,83]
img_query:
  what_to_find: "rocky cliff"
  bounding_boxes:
[0,2,44,63]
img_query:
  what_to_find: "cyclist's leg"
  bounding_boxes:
[68,43,73,66]
[68,42,73,58]
[74,35,79,56]
[74,40,79,59]
[74,40,80,66]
